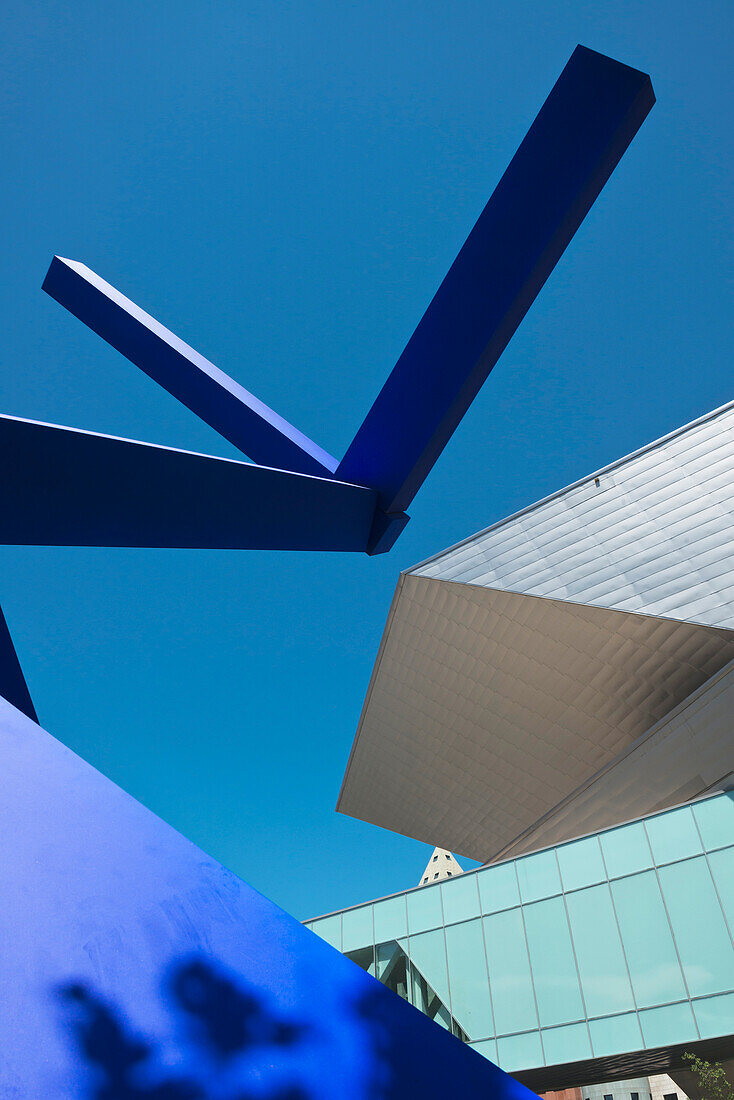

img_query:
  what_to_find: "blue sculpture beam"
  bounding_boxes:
[42,256,338,478]
[0,606,37,723]
[337,45,655,514]
[0,415,376,551]
[39,46,654,552]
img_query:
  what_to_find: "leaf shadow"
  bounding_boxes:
[57,956,313,1100]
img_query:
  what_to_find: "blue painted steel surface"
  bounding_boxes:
[365,506,411,556]
[43,256,338,479]
[0,692,539,1098]
[37,46,654,552]
[0,414,377,551]
[337,45,655,513]
[0,606,36,722]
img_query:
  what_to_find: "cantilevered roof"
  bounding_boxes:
[337,400,734,862]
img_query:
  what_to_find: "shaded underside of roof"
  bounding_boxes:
[337,575,734,861]
[500,656,734,859]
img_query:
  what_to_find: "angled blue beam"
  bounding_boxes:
[42,256,338,478]
[0,605,37,723]
[0,415,375,552]
[337,45,655,514]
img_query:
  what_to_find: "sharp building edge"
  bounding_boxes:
[339,399,734,861]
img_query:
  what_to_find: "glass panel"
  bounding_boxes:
[376,939,410,1002]
[557,835,607,892]
[600,821,652,879]
[707,847,734,932]
[406,930,463,1037]
[445,919,492,1040]
[588,1012,644,1057]
[470,1038,498,1064]
[451,1016,469,1042]
[638,1002,697,1048]
[610,871,686,1008]
[341,904,373,953]
[565,883,635,1017]
[407,883,443,934]
[496,1029,543,1073]
[442,873,480,925]
[658,857,734,997]
[541,1022,591,1065]
[692,992,734,1039]
[431,1001,452,1032]
[477,860,521,914]
[516,849,562,903]
[373,895,407,943]
[345,945,375,977]
[523,896,584,1027]
[645,807,702,865]
[406,929,451,1009]
[483,908,538,1035]
[410,960,452,1032]
[692,793,734,851]
[309,914,341,949]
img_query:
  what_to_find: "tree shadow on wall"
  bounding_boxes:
[56,952,488,1100]
[57,958,311,1100]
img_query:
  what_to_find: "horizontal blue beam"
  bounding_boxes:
[0,606,37,723]
[42,256,338,478]
[0,415,376,551]
[337,46,655,514]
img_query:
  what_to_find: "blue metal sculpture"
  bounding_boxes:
[0,604,36,722]
[0,413,377,551]
[26,45,653,556]
[0,689,543,1098]
[0,41,658,1097]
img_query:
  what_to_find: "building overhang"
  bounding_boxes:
[338,400,734,860]
[337,574,734,862]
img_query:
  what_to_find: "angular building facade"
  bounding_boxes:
[319,401,734,1092]
[338,400,734,862]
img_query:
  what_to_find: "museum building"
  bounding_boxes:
[306,400,734,1094]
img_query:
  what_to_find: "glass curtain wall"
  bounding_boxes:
[305,793,734,1075]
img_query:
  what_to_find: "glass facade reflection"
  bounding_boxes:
[305,792,734,1075]
[345,936,468,1041]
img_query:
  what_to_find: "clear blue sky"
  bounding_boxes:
[0,1,731,920]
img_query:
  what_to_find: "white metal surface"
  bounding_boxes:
[414,401,734,627]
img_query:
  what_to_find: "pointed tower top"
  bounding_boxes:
[418,847,463,887]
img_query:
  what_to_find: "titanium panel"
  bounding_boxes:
[501,658,734,857]
[413,401,734,629]
[337,574,734,861]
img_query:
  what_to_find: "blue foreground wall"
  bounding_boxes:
[0,693,536,1098]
